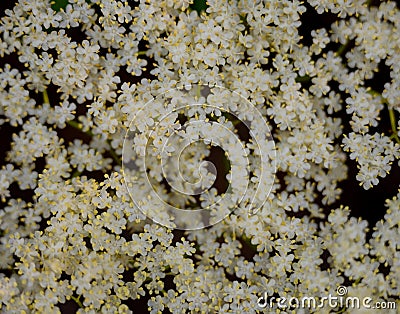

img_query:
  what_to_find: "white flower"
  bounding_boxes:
[0,0,399,312]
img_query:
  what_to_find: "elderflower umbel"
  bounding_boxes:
[0,0,399,313]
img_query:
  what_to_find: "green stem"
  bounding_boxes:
[67,120,94,137]
[71,295,83,308]
[43,90,122,166]
[196,84,201,99]
[108,146,122,164]
[352,278,361,286]
[388,108,400,144]
[72,170,82,178]
[336,0,373,60]
[67,120,81,130]
[368,90,400,144]
[367,89,380,97]
[241,235,258,253]
[295,75,311,83]
[42,89,50,105]
[336,307,347,314]
[67,120,121,163]
[335,0,373,60]
[336,39,351,57]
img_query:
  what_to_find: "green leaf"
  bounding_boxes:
[50,0,68,12]
[190,0,208,14]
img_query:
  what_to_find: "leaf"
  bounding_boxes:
[190,0,208,14]
[50,0,68,12]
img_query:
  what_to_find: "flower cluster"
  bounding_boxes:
[0,0,399,313]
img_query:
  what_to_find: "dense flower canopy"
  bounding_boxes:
[0,0,399,313]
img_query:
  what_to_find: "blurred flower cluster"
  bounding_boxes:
[0,0,399,313]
